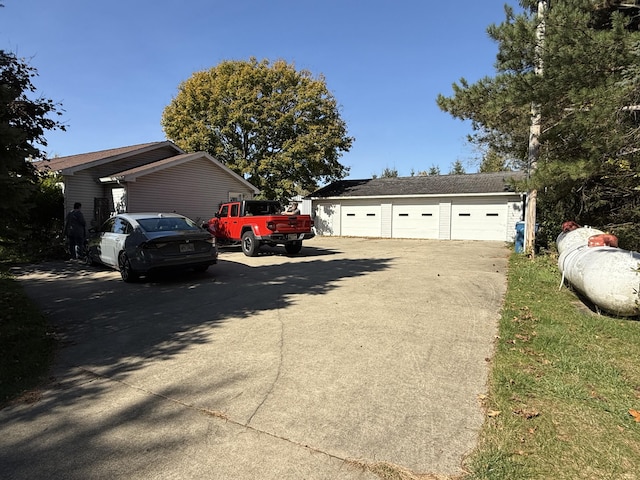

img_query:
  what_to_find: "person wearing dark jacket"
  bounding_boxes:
[64,202,86,259]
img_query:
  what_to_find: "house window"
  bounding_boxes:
[229,192,245,202]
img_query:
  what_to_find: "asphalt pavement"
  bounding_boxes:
[1,237,510,480]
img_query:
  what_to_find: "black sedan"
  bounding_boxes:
[86,212,218,282]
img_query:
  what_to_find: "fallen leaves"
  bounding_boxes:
[513,408,541,419]
[629,409,640,422]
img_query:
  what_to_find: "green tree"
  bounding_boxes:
[380,167,399,178]
[162,58,354,201]
[479,147,512,172]
[427,165,441,176]
[449,160,466,175]
[0,50,65,248]
[437,1,640,249]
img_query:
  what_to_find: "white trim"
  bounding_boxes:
[309,191,518,200]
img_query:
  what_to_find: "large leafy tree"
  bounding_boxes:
[162,58,353,200]
[0,49,65,245]
[437,0,640,249]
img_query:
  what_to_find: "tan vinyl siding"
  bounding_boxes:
[62,171,103,220]
[127,158,254,223]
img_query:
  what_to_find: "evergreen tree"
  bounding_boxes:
[449,160,466,175]
[479,148,511,172]
[437,0,640,249]
[380,167,399,178]
[427,165,441,176]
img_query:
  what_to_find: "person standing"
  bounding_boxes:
[64,202,86,259]
[282,202,300,215]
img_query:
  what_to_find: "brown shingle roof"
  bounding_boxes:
[35,141,181,172]
[311,172,525,198]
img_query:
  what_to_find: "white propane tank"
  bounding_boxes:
[557,225,640,317]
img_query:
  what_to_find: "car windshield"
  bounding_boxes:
[137,216,199,233]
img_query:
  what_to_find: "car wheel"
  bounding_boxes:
[284,241,302,255]
[241,231,259,257]
[118,252,139,282]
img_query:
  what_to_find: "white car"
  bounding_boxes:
[86,212,218,282]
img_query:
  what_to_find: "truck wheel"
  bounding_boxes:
[241,231,259,257]
[285,241,302,255]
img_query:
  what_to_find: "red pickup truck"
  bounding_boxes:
[206,200,314,256]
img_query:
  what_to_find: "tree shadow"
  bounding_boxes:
[8,243,392,393]
[2,244,395,477]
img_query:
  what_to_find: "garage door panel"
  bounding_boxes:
[451,199,507,241]
[391,202,439,239]
[341,203,381,237]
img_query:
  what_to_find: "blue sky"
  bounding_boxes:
[2,0,516,179]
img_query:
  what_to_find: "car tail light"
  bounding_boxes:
[142,242,160,249]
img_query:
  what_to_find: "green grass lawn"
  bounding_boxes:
[1,253,639,480]
[464,254,640,480]
[0,268,56,406]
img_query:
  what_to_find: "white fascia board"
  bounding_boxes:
[309,192,521,200]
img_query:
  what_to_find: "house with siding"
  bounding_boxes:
[37,141,259,227]
[309,172,525,242]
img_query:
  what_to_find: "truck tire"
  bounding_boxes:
[284,241,302,255]
[241,231,260,257]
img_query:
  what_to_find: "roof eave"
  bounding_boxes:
[62,141,183,175]
[310,191,522,200]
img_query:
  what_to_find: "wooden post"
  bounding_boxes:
[525,0,547,256]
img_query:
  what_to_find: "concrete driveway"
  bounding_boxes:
[2,237,509,480]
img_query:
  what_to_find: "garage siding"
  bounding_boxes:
[314,202,341,236]
[436,202,451,240]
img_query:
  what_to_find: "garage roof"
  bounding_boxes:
[310,172,525,198]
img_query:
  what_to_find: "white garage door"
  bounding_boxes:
[341,202,382,237]
[391,200,439,239]
[450,198,508,241]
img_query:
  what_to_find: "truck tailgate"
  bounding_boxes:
[268,215,312,233]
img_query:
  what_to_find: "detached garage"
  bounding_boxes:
[310,172,524,242]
